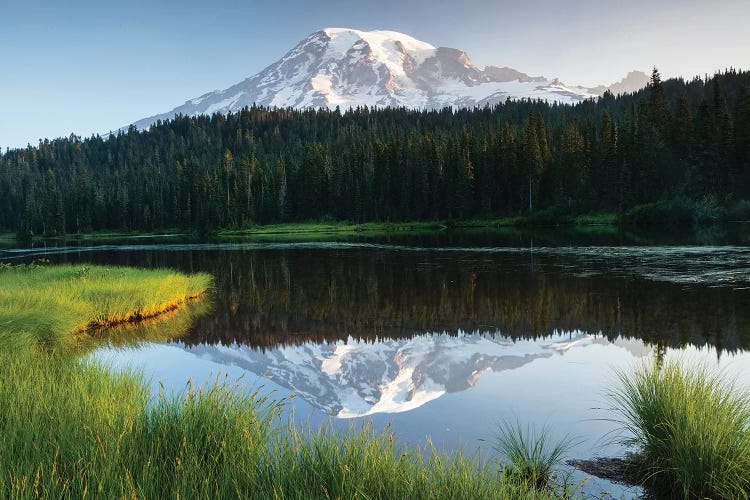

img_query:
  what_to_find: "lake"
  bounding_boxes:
[4,228,750,498]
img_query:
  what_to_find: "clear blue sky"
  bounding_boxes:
[1,0,748,148]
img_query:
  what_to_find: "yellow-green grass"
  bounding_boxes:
[0,264,211,351]
[612,360,750,499]
[0,347,573,499]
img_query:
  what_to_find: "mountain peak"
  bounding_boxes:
[125,29,643,132]
[320,27,437,52]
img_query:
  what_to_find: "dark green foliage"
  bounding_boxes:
[625,200,695,228]
[1,70,749,234]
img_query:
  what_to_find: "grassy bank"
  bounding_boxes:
[9,204,750,245]
[4,216,615,245]
[9,230,186,248]
[218,214,618,241]
[218,220,446,240]
[612,361,750,499]
[48,229,184,241]
[0,263,211,351]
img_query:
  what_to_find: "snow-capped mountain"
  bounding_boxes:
[184,331,649,418]
[127,28,648,131]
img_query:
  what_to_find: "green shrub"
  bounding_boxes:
[692,195,726,226]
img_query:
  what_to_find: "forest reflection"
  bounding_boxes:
[26,244,749,353]
[169,249,749,353]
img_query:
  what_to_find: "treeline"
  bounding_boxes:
[1,68,749,237]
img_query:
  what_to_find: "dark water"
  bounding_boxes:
[4,230,750,498]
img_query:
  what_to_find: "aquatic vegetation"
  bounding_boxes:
[0,263,211,351]
[495,421,575,491]
[611,360,750,499]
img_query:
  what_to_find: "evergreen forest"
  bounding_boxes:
[2,68,749,237]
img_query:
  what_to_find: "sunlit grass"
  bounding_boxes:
[611,360,750,499]
[0,263,211,351]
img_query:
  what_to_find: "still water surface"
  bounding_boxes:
[5,232,750,498]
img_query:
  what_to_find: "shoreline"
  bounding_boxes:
[1,214,620,245]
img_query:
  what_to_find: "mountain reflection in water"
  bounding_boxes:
[182,331,649,418]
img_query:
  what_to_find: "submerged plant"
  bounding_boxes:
[611,360,750,499]
[494,421,575,491]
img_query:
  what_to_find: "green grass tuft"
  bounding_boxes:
[495,421,575,491]
[611,360,750,499]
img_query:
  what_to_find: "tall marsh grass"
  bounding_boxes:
[612,360,750,499]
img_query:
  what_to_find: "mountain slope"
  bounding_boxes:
[128,28,647,131]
